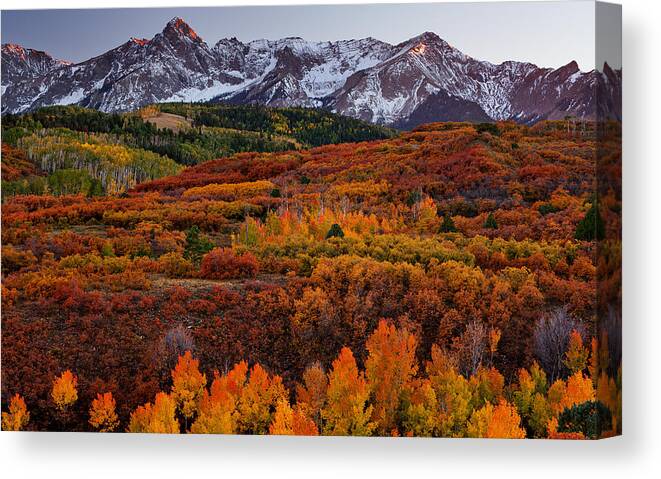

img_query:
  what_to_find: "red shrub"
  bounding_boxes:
[199,248,259,280]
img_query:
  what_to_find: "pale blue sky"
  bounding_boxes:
[2,2,599,70]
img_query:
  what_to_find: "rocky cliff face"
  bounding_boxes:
[1,43,71,95]
[1,17,622,127]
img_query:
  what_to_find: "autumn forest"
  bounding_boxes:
[1,104,621,439]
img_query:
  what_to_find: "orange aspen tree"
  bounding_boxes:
[563,330,589,374]
[467,399,526,439]
[296,362,328,429]
[89,392,119,432]
[365,320,418,434]
[1,394,30,431]
[171,351,207,428]
[128,392,179,433]
[269,399,318,436]
[51,370,78,413]
[322,347,374,436]
[190,361,248,434]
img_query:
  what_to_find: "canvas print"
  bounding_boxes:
[0,1,621,438]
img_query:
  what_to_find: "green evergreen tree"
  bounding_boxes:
[557,400,612,439]
[484,212,498,229]
[406,190,422,207]
[575,201,605,241]
[184,226,214,263]
[326,223,345,239]
[439,214,458,233]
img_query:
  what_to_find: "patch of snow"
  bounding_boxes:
[54,87,86,106]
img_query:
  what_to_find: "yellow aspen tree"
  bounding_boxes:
[89,392,119,432]
[467,399,526,439]
[171,351,207,428]
[365,320,418,435]
[426,345,473,437]
[128,392,179,434]
[235,363,287,434]
[51,370,78,413]
[2,394,30,431]
[322,347,374,436]
[269,399,318,436]
[563,330,589,374]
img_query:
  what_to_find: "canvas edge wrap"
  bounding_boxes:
[595,0,622,439]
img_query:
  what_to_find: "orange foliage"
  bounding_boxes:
[51,370,78,412]
[467,399,526,439]
[89,392,119,432]
[365,320,418,434]
[1,394,30,431]
[128,392,179,434]
[269,399,319,436]
[323,347,374,436]
[171,351,207,422]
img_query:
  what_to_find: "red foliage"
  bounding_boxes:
[199,248,259,280]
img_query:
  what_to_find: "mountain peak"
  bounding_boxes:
[162,17,202,42]
[407,31,445,46]
[559,60,579,74]
[2,43,70,65]
[130,37,150,46]
[3,43,26,52]
[1,21,621,125]
[419,31,442,41]
[397,31,451,57]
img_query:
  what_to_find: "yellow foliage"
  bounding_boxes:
[322,347,375,436]
[467,399,526,439]
[1,394,30,431]
[51,370,78,412]
[183,180,276,200]
[89,392,119,432]
[269,399,319,436]
[128,392,179,433]
[171,351,207,421]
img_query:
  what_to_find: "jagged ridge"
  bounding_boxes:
[1,17,621,127]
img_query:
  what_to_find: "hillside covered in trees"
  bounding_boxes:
[2,104,395,166]
[1,111,621,438]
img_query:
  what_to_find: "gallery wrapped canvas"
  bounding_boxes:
[1,1,621,439]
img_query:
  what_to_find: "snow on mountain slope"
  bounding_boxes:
[216,36,394,107]
[1,17,622,127]
[328,32,540,123]
[1,44,71,85]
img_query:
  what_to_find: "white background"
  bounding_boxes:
[1,1,659,477]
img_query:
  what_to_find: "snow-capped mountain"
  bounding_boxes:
[1,17,621,126]
[218,36,394,107]
[1,44,71,95]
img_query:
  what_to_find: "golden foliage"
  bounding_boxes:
[467,399,526,439]
[2,394,30,431]
[563,330,589,374]
[89,392,119,432]
[322,347,374,436]
[365,320,418,434]
[51,370,78,412]
[171,351,207,421]
[269,399,319,436]
[128,392,179,434]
